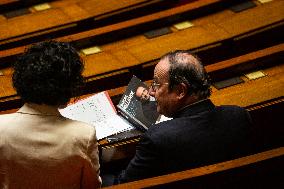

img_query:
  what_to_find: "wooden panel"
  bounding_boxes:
[102,147,284,189]
[59,3,90,21]
[1,44,282,109]
[83,50,139,77]
[0,107,18,114]
[81,24,228,77]
[0,0,224,64]
[126,24,228,63]
[0,0,18,5]
[60,0,222,42]
[0,15,6,21]
[0,9,71,40]
[0,0,163,43]
[192,9,234,26]
[48,0,81,7]
[77,0,151,15]
[217,0,284,36]
[205,43,284,72]
[210,64,284,107]
[0,67,14,98]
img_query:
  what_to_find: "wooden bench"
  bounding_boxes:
[0,43,283,112]
[0,1,283,113]
[0,0,20,12]
[52,0,284,83]
[102,147,284,189]
[1,1,282,70]
[57,0,229,49]
[0,0,56,13]
[114,0,283,67]
[4,0,277,87]
[1,0,282,74]
[0,0,229,66]
[205,43,284,81]
[0,0,165,49]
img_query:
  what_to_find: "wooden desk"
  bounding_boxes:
[0,0,19,12]
[78,0,284,83]
[1,43,283,111]
[0,0,164,47]
[0,0,227,66]
[102,147,284,189]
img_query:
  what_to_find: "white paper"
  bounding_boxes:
[59,92,134,140]
[155,115,172,124]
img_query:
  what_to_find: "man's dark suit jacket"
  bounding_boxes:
[118,99,256,183]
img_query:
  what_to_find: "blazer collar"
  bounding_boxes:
[17,103,62,117]
[173,99,215,118]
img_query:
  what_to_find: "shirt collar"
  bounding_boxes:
[173,99,215,118]
[17,103,62,117]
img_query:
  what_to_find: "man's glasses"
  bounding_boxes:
[150,80,169,91]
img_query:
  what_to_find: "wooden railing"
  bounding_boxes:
[102,147,284,189]
[0,0,229,66]
[0,0,166,49]
[1,43,283,112]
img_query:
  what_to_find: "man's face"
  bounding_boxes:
[136,86,150,102]
[150,58,179,117]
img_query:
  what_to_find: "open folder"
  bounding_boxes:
[59,76,170,140]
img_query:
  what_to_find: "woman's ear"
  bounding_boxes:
[175,83,188,100]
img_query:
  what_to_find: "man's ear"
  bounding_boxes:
[175,83,188,100]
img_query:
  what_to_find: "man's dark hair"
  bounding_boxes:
[161,50,211,99]
[13,41,84,106]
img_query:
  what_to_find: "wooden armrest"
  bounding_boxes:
[103,147,284,189]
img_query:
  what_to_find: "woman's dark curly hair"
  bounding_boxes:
[13,41,84,106]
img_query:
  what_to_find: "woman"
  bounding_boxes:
[0,41,101,189]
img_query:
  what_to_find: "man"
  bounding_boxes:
[135,86,159,125]
[0,41,101,189]
[118,50,256,183]
[136,86,151,102]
